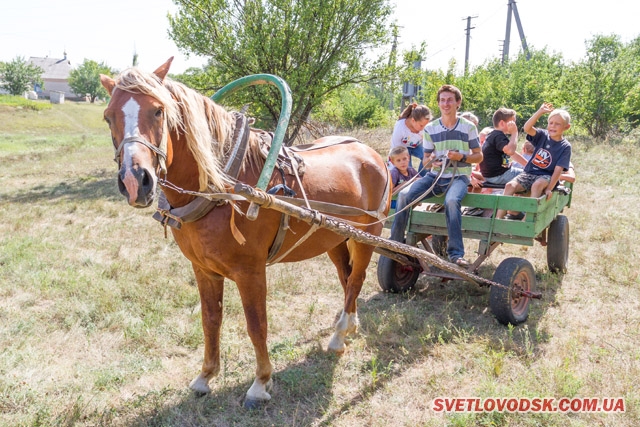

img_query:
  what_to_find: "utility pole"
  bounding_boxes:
[463,15,477,75]
[502,0,530,64]
[388,24,400,111]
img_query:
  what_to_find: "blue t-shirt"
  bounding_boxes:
[390,166,419,188]
[524,129,571,176]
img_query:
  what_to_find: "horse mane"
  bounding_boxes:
[113,67,242,193]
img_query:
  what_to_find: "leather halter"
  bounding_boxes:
[114,122,169,176]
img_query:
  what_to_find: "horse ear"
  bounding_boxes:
[153,57,174,81]
[100,74,116,96]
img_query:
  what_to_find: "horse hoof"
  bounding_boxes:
[189,376,211,396]
[243,397,268,410]
[328,335,346,354]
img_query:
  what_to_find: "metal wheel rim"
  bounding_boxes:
[511,270,531,316]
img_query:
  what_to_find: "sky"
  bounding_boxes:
[1,0,639,75]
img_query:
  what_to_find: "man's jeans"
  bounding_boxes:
[390,173,470,261]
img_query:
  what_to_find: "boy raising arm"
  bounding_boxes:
[496,102,572,219]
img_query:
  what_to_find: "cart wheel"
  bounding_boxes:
[489,257,535,326]
[377,255,421,293]
[547,214,569,273]
[430,235,448,257]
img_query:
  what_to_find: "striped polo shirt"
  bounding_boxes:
[423,117,480,178]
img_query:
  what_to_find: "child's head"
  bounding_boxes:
[492,107,517,131]
[547,109,571,140]
[479,126,493,145]
[522,140,535,155]
[389,146,411,172]
[399,103,432,133]
[460,111,479,126]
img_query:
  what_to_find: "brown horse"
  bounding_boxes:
[100,58,390,406]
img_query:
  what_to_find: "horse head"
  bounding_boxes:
[100,57,175,207]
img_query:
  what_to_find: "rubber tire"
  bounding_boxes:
[547,215,569,273]
[489,257,535,326]
[430,235,448,257]
[377,255,421,293]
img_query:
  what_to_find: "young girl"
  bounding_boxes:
[390,103,432,174]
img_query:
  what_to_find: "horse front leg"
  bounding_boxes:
[235,270,273,408]
[189,266,224,395]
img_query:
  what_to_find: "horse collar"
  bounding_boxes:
[223,112,251,179]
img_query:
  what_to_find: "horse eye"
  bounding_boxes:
[155,109,163,118]
[104,117,111,126]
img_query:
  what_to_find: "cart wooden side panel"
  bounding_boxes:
[386,184,572,247]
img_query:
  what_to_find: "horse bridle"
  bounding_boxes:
[114,136,167,170]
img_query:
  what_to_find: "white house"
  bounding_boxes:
[28,53,79,100]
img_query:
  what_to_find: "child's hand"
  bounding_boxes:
[506,121,518,135]
[539,102,554,114]
[545,188,554,200]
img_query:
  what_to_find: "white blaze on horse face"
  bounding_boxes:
[120,97,143,205]
[121,98,141,168]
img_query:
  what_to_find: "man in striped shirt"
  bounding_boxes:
[389,85,482,268]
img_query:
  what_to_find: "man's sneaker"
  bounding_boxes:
[452,257,470,268]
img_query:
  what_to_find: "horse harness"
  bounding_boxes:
[152,117,390,264]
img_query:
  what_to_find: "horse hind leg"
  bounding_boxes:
[326,239,372,353]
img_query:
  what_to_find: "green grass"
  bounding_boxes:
[0,94,52,111]
[0,102,639,426]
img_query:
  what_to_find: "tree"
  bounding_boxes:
[0,57,43,96]
[561,35,628,139]
[168,0,392,142]
[68,60,113,102]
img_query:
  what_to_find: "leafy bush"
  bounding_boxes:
[314,85,394,129]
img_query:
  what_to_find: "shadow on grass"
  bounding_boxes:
[112,344,342,426]
[2,169,122,204]
[107,263,564,426]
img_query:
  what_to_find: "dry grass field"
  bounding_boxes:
[1,101,639,426]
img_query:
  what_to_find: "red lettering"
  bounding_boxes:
[506,398,518,412]
[570,398,581,412]
[484,398,495,411]
[541,398,554,411]
[582,398,598,412]
[432,398,444,412]
[445,398,455,411]
[530,398,541,412]
[455,399,465,411]
[473,398,482,412]
[518,398,531,412]
[613,398,625,412]
[495,398,507,411]
[558,398,570,412]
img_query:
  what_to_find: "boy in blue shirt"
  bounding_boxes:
[496,102,572,219]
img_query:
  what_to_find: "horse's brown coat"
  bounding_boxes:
[100,58,391,403]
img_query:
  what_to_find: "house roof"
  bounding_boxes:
[28,56,72,80]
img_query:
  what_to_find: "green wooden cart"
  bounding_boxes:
[376,183,573,325]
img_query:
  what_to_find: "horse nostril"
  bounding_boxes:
[117,174,128,196]
[142,170,150,187]
[140,168,156,194]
